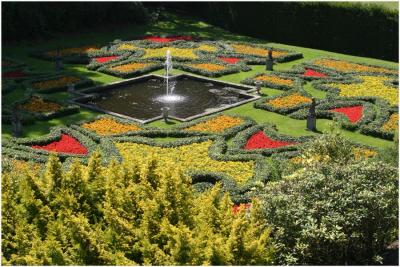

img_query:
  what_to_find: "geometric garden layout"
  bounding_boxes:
[2,35,398,203]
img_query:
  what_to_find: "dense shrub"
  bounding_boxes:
[2,152,275,265]
[258,131,399,265]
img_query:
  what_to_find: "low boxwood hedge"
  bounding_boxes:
[360,105,398,140]
[228,124,315,156]
[30,45,103,64]
[86,51,133,71]
[279,63,347,81]
[2,79,17,95]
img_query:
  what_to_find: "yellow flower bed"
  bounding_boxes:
[187,63,226,72]
[313,59,397,75]
[231,44,288,57]
[142,47,199,59]
[116,44,138,51]
[46,45,100,57]
[197,44,218,52]
[110,63,151,73]
[255,75,294,86]
[381,113,398,132]
[352,147,377,161]
[32,76,81,90]
[267,94,312,108]
[185,115,243,133]
[82,118,142,136]
[327,75,398,106]
[115,140,255,184]
[19,97,62,113]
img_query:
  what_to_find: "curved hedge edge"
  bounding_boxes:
[3,126,99,162]
[175,113,256,138]
[306,56,398,76]
[2,68,56,83]
[104,134,269,204]
[97,58,164,78]
[86,52,133,71]
[69,114,158,142]
[240,71,305,90]
[13,94,80,121]
[228,124,316,156]
[22,73,94,94]
[360,105,398,140]
[253,83,314,115]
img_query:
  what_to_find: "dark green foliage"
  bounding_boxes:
[22,74,94,94]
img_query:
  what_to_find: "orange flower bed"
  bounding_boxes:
[185,115,243,133]
[82,118,142,136]
[32,76,81,90]
[19,97,62,113]
[255,75,294,86]
[188,63,226,72]
[313,59,397,74]
[232,44,288,57]
[45,45,100,57]
[110,63,151,73]
[267,94,312,108]
[381,113,398,132]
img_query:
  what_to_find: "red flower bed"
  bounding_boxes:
[31,134,88,155]
[232,203,251,214]
[304,68,328,77]
[142,35,194,43]
[244,131,296,150]
[330,105,363,123]
[3,70,26,78]
[218,57,241,64]
[94,56,119,63]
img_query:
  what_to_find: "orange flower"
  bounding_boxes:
[45,45,100,57]
[82,118,142,136]
[19,97,62,113]
[313,59,397,74]
[188,63,226,72]
[32,76,81,90]
[267,94,311,108]
[185,115,243,133]
[255,75,294,86]
[110,63,151,72]
[232,44,288,57]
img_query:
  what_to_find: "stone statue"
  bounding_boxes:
[306,98,317,131]
[11,105,23,138]
[266,47,273,71]
[161,107,170,123]
[55,48,63,71]
[255,81,262,95]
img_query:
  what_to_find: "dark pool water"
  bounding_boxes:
[77,76,254,121]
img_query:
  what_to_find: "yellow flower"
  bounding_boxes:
[326,75,398,106]
[82,118,142,136]
[116,44,138,51]
[313,59,397,75]
[185,115,244,133]
[32,76,81,90]
[187,63,226,72]
[352,147,377,160]
[381,113,398,132]
[110,63,151,72]
[255,75,294,86]
[232,44,288,57]
[267,94,312,108]
[115,140,255,184]
[142,47,199,59]
[197,44,218,52]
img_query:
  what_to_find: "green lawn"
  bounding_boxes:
[2,13,397,149]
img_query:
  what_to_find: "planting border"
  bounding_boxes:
[86,52,133,71]
[241,72,304,90]
[97,58,164,78]
[30,45,103,64]
[360,106,398,140]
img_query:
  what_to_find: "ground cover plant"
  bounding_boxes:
[1,9,398,266]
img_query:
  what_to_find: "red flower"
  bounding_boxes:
[31,134,88,155]
[330,105,363,123]
[3,70,26,78]
[232,203,252,214]
[142,36,194,43]
[94,56,119,63]
[218,57,241,64]
[244,131,296,150]
[304,68,328,77]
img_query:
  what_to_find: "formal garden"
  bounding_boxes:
[1,2,399,265]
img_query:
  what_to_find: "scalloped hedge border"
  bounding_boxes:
[228,124,315,156]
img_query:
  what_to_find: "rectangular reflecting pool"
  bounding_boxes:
[72,74,259,123]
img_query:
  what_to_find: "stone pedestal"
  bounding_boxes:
[255,81,262,95]
[55,56,63,71]
[161,107,170,123]
[306,115,317,132]
[266,59,273,71]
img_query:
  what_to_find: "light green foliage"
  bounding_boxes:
[2,153,274,265]
[258,131,399,265]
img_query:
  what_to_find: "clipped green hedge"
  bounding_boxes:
[14,94,80,121]
[360,105,398,140]
[22,73,94,94]
[229,124,315,156]
[176,113,256,138]
[2,79,17,95]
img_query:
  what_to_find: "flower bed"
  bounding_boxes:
[33,45,101,63]
[24,74,94,93]
[94,56,119,63]
[142,46,200,60]
[360,106,398,140]
[241,73,301,91]
[218,57,241,64]
[309,57,397,75]
[175,61,243,77]
[313,75,398,106]
[97,59,163,78]
[245,131,297,150]
[3,70,27,78]
[31,134,88,155]
[141,35,195,42]
[19,96,62,113]
[2,57,26,71]
[267,94,312,109]
[381,113,398,132]
[304,68,328,78]
[330,106,363,123]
